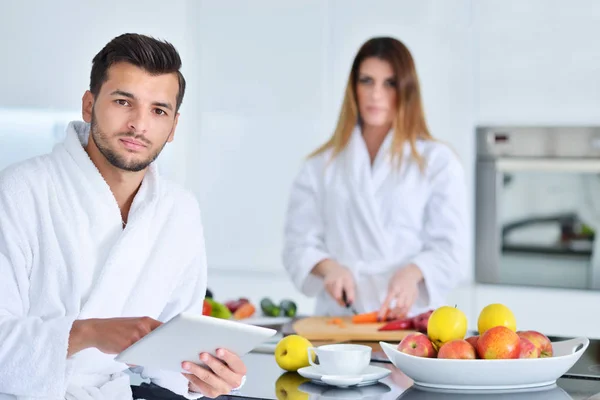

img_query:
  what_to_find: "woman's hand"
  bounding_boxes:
[313,259,356,307]
[379,264,423,320]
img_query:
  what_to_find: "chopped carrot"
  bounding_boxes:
[352,311,379,324]
[232,302,256,320]
[326,317,346,328]
[351,311,389,324]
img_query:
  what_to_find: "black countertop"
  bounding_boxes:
[211,353,600,400]
[129,345,600,400]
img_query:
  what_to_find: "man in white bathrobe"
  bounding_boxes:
[0,34,246,399]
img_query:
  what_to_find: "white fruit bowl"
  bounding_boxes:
[380,337,589,390]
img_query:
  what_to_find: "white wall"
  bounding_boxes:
[0,0,194,184]
[475,0,600,125]
[186,0,331,272]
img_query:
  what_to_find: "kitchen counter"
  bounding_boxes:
[130,344,600,400]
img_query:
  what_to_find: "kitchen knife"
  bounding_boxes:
[342,290,359,315]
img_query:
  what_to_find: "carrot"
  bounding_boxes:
[326,317,346,328]
[352,311,379,324]
[352,310,390,324]
[232,302,256,320]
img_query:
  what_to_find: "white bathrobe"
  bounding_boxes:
[0,121,209,399]
[282,127,470,317]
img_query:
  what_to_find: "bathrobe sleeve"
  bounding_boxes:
[0,173,76,398]
[135,205,245,398]
[282,161,330,297]
[135,254,208,399]
[409,147,470,308]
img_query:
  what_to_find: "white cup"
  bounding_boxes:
[307,344,371,376]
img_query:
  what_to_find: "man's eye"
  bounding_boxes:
[116,99,129,106]
[155,109,167,116]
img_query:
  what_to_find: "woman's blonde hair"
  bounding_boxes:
[310,37,434,171]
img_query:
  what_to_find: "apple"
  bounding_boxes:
[518,337,541,358]
[438,339,476,359]
[465,335,479,349]
[275,335,315,372]
[477,326,520,359]
[398,332,437,358]
[517,331,553,357]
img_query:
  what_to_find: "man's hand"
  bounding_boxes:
[183,348,247,398]
[67,317,162,357]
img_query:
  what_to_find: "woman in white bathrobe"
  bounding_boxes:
[282,37,470,320]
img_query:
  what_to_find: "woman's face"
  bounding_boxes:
[356,57,397,129]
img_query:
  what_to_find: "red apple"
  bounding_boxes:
[398,332,437,358]
[477,326,520,359]
[517,331,553,357]
[518,337,541,358]
[465,335,479,349]
[438,339,476,359]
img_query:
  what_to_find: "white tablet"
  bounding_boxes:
[115,312,277,373]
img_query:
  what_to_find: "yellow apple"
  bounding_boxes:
[427,305,468,350]
[275,335,315,372]
[478,303,516,335]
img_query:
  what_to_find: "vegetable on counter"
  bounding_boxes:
[351,311,389,324]
[280,299,297,318]
[327,317,346,328]
[202,299,212,316]
[378,317,414,331]
[260,297,299,318]
[225,298,250,313]
[205,298,232,319]
[377,309,434,332]
[261,298,281,317]
[412,310,434,333]
[233,302,256,320]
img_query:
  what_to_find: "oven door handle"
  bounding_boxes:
[497,159,600,173]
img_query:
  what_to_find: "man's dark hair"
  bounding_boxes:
[90,33,186,112]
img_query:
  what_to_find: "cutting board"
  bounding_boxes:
[292,316,417,342]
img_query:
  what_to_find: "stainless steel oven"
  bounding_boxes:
[475,126,600,290]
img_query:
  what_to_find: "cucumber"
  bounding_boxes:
[260,298,280,317]
[280,299,297,318]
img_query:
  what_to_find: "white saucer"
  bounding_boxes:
[297,365,391,388]
[299,381,392,399]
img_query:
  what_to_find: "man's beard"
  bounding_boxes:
[90,111,169,172]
